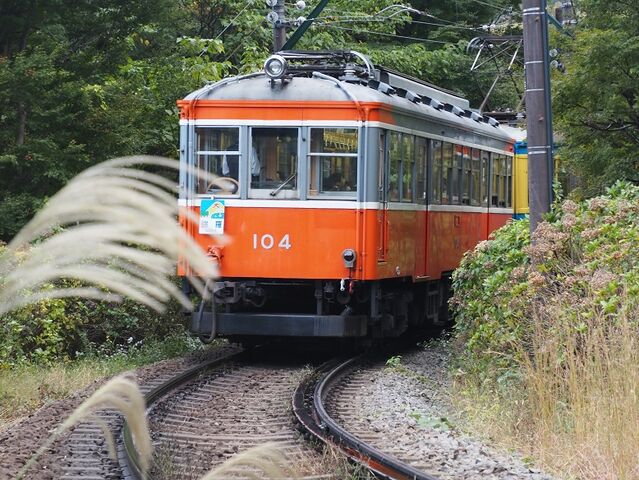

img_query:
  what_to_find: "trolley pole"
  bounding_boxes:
[523,0,553,235]
[273,0,287,51]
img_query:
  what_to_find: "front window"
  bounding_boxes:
[195,127,240,195]
[250,127,299,198]
[309,128,358,196]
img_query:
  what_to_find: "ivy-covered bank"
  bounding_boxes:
[450,182,639,480]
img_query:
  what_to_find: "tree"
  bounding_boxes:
[553,0,639,194]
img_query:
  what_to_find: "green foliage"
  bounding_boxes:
[451,219,530,380]
[0,243,189,367]
[385,355,402,368]
[452,181,639,383]
[0,294,188,367]
[553,0,639,194]
[0,0,522,241]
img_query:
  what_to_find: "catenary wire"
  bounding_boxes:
[215,0,255,40]
[313,24,453,44]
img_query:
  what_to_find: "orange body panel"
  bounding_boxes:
[180,206,361,280]
[177,100,396,123]
[179,204,512,282]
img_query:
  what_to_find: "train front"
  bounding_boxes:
[177,55,374,342]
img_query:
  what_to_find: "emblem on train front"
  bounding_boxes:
[199,199,225,234]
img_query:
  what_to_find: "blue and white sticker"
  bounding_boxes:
[199,199,225,234]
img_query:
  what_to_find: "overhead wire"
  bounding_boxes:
[466,0,509,11]
[312,24,452,45]
[215,0,256,40]
[318,17,484,32]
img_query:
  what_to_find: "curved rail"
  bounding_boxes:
[294,357,441,480]
[121,349,247,479]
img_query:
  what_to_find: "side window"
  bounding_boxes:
[491,154,509,207]
[415,137,427,204]
[378,131,386,201]
[491,154,500,207]
[471,148,481,206]
[442,142,453,204]
[389,132,401,201]
[499,155,507,207]
[480,150,489,207]
[195,127,240,195]
[452,145,463,204]
[462,146,471,205]
[430,140,442,204]
[308,128,358,196]
[401,134,415,202]
[250,128,299,197]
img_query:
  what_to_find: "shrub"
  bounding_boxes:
[451,181,639,479]
[452,181,639,380]
[0,242,188,366]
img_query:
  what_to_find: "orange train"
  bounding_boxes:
[178,51,516,341]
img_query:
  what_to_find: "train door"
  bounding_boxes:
[377,130,388,262]
[416,137,428,275]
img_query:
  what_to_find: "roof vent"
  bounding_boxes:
[444,104,464,116]
[396,87,421,103]
[464,110,483,122]
[422,96,444,110]
[368,79,396,95]
[487,117,500,127]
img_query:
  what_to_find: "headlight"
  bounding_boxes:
[342,248,356,268]
[264,55,288,79]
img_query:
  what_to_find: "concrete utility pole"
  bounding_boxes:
[273,0,287,51]
[523,0,554,234]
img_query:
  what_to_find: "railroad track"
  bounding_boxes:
[294,356,440,480]
[122,346,336,479]
[57,346,240,479]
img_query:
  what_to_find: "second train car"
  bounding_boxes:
[178,51,517,342]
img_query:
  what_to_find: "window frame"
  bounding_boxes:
[194,126,242,197]
[430,140,442,205]
[307,127,359,199]
[248,126,301,200]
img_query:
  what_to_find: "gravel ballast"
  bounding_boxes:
[330,344,554,480]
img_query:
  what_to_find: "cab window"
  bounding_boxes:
[250,127,299,198]
[195,127,240,195]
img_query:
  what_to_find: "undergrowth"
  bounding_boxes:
[0,333,203,429]
[451,181,639,479]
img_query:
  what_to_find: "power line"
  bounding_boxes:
[215,0,255,40]
[318,17,483,32]
[222,19,269,63]
[313,24,452,44]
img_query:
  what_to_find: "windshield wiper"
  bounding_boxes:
[269,173,297,197]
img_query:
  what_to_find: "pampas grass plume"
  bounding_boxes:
[0,156,225,314]
[18,374,152,479]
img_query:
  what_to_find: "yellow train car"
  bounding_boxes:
[513,142,529,219]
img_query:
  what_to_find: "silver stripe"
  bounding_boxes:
[178,198,513,214]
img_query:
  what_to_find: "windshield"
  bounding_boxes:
[250,128,298,196]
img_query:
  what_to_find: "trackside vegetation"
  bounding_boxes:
[451,181,639,479]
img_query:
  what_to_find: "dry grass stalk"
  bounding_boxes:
[0,155,230,315]
[18,374,152,479]
[521,301,639,480]
[199,443,297,480]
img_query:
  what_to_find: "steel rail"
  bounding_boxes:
[294,357,441,480]
[120,349,247,479]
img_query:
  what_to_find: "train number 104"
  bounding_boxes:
[252,233,291,250]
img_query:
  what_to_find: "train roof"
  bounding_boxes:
[183,51,514,144]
